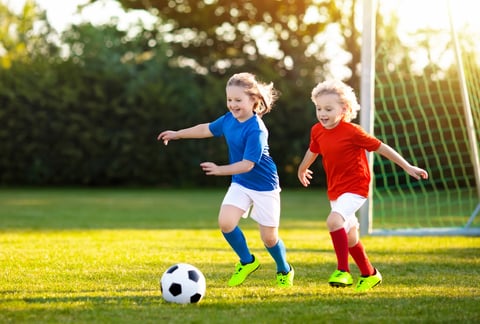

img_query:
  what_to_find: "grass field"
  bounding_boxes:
[0,188,479,323]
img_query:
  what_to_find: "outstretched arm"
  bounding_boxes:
[297,149,319,187]
[157,123,213,145]
[200,160,255,176]
[375,143,429,180]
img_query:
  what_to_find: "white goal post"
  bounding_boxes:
[359,0,480,236]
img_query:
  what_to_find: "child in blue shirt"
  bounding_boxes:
[158,72,294,287]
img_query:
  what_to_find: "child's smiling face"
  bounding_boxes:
[226,85,256,122]
[313,93,346,129]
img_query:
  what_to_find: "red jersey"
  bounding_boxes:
[309,121,382,200]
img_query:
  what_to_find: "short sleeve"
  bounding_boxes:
[208,115,225,137]
[351,124,382,152]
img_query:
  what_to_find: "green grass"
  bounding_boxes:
[374,188,479,229]
[0,188,479,323]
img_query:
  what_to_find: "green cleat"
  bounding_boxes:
[276,265,294,288]
[355,268,382,292]
[328,269,353,287]
[228,255,260,287]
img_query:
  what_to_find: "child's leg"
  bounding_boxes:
[260,225,290,273]
[327,212,350,272]
[348,227,375,276]
[219,204,254,264]
[347,227,382,291]
[222,226,254,264]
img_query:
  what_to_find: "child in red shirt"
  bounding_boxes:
[297,80,428,292]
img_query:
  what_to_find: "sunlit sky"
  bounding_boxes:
[380,0,480,31]
[377,0,480,72]
[3,0,478,34]
[3,0,157,32]
[3,0,480,77]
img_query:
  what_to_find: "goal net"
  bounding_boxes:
[360,0,480,236]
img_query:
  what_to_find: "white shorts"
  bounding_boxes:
[330,193,367,232]
[222,183,281,227]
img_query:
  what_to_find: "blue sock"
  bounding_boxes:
[222,226,254,264]
[266,239,290,274]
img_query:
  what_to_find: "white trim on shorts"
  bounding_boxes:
[221,182,281,227]
[330,193,367,232]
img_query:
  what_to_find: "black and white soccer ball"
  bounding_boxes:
[160,263,206,304]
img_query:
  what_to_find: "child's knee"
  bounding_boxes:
[327,212,345,231]
[218,215,237,233]
[260,228,278,248]
[262,236,278,248]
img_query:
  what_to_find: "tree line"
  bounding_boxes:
[0,1,344,187]
[0,0,477,188]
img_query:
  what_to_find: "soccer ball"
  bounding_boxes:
[160,263,206,304]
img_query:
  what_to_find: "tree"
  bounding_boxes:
[93,1,345,79]
[0,0,366,187]
[91,0,356,187]
[0,0,59,68]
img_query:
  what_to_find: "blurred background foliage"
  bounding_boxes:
[0,0,476,187]
[0,0,350,187]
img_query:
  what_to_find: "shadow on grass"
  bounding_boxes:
[2,286,479,324]
[1,189,479,323]
[1,248,479,321]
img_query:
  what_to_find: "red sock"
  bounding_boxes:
[329,228,350,272]
[349,241,375,276]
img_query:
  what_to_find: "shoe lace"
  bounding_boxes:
[234,265,243,275]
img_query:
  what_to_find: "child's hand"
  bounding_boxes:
[407,166,429,180]
[157,130,178,146]
[298,169,313,187]
[200,162,219,175]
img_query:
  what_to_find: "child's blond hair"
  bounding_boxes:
[227,73,279,117]
[311,80,360,122]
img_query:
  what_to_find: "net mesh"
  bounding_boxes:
[371,1,480,231]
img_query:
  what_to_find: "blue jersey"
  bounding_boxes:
[208,112,280,191]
